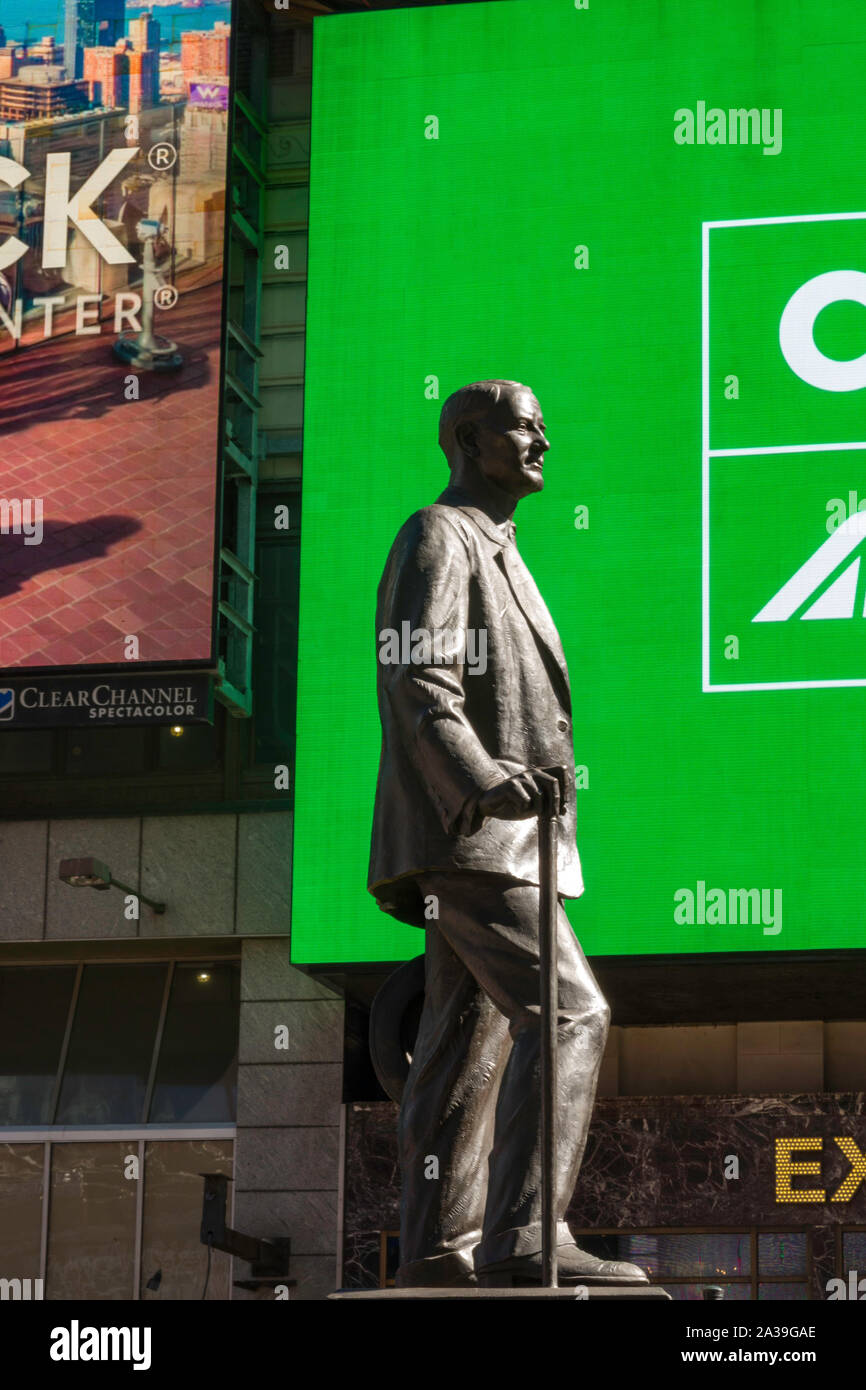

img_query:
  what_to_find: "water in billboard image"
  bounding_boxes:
[0,1,232,670]
[295,0,866,965]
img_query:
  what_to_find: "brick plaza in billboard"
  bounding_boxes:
[0,280,220,668]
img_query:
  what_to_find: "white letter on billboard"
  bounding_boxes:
[75,295,103,335]
[779,270,866,392]
[0,156,29,270]
[114,292,142,332]
[42,149,139,270]
[33,296,66,337]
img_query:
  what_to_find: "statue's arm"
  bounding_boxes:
[379,509,503,835]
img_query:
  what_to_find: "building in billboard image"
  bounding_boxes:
[1,0,866,1313]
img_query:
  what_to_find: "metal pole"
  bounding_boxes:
[538,806,558,1288]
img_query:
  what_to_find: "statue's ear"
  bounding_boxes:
[455,418,479,459]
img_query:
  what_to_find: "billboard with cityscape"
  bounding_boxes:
[0,0,232,680]
[294,0,866,964]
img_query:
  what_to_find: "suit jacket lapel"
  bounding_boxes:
[438,490,573,710]
[496,544,572,710]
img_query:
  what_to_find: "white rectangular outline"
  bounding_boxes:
[702,211,866,692]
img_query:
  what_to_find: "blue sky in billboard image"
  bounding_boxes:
[0,0,231,45]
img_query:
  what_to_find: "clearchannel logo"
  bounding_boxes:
[0,688,14,722]
[703,211,866,692]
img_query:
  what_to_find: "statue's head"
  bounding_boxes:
[438,380,549,501]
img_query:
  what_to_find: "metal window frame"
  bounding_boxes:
[215,9,268,720]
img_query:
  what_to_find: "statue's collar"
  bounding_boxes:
[436,485,516,547]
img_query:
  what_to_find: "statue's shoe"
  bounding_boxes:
[395,1249,477,1288]
[477,1243,649,1288]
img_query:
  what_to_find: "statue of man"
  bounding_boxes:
[368,380,646,1290]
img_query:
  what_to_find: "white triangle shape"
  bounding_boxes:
[753,512,866,621]
[801,556,860,619]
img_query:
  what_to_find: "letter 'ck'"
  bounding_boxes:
[0,148,138,273]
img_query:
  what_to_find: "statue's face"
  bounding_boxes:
[470,386,549,499]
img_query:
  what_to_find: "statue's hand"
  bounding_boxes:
[476,766,566,820]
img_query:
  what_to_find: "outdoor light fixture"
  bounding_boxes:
[170,725,184,737]
[58,858,166,914]
[196,971,212,984]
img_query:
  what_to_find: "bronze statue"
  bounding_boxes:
[369,381,647,1290]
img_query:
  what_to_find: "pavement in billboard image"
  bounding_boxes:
[0,276,220,670]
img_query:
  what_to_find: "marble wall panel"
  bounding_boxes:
[343,1095,866,1298]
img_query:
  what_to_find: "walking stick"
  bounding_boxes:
[538,768,564,1290]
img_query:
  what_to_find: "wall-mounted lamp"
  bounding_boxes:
[58,857,166,914]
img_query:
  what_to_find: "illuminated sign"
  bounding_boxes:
[0,6,234,681]
[294,0,866,964]
[188,82,229,110]
[0,671,212,726]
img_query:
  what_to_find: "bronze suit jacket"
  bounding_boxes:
[368,484,584,927]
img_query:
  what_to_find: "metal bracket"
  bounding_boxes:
[200,1173,295,1291]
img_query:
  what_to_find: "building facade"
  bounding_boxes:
[1,0,866,1306]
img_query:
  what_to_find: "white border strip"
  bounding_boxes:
[711,441,866,457]
[705,211,866,229]
[0,1126,236,1143]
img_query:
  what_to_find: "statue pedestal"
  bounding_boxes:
[329,1285,671,1301]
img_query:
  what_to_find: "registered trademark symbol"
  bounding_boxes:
[154,285,178,310]
[148,142,178,172]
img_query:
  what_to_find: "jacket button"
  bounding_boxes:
[557,718,568,732]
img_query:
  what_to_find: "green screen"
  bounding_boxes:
[293,0,866,964]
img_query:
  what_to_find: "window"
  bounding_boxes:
[0,1137,233,1300]
[376,1227,811,1297]
[0,962,239,1126]
[0,967,76,1125]
[573,1229,809,1300]
[0,960,238,1298]
[245,482,300,776]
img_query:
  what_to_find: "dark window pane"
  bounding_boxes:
[149,964,239,1123]
[583,1232,751,1279]
[56,965,167,1125]
[758,1233,807,1276]
[664,1283,751,1301]
[0,730,55,776]
[47,1143,137,1300]
[252,489,299,767]
[0,967,75,1124]
[65,727,149,777]
[157,716,222,772]
[842,1232,866,1273]
[758,1282,809,1300]
[141,1140,233,1300]
[0,1144,43,1280]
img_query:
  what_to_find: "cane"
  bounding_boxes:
[538,767,565,1290]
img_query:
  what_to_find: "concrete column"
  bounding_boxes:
[233,938,343,1300]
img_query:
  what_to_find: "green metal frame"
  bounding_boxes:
[216,38,268,718]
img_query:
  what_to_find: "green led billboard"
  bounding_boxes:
[293,0,866,965]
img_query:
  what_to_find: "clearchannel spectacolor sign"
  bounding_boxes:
[0,673,212,727]
[0,6,234,686]
[293,0,866,964]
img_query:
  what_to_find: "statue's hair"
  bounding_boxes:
[438,380,530,465]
